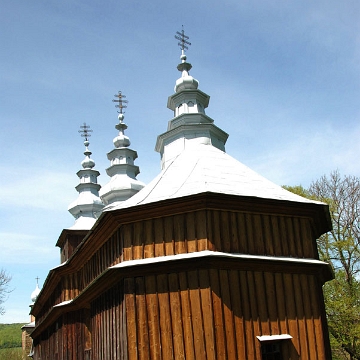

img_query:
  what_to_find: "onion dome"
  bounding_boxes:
[99,92,145,207]
[68,124,104,229]
[81,139,95,169]
[175,51,199,92]
[31,281,41,304]
[113,113,131,148]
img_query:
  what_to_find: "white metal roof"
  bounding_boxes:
[106,143,322,211]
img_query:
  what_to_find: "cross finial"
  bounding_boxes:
[175,26,191,52]
[35,276,40,285]
[112,91,128,114]
[78,123,93,141]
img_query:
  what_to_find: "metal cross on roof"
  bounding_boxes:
[112,91,128,114]
[35,276,40,285]
[175,26,191,51]
[78,123,93,141]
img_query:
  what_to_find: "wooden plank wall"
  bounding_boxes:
[39,270,328,359]
[34,310,90,360]
[36,284,62,323]
[206,210,318,259]
[37,209,317,325]
[119,210,317,262]
[33,208,324,359]
[75,209,318,301]
[91,280,127,360]
[122,269,327,360]
[60,233,86,263]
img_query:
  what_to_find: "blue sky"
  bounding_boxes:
[1,0,359,323]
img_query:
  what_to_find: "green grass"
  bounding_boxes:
[0,323,24,349]
[0,347,23,360]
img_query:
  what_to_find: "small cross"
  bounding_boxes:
[175,26,191,52]
[35,277,40,285]
[112,91,128,114]
[78,123,93,141]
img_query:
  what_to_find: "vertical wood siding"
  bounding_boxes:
[91,281,127,360]
[34,311,89,360]
[33,207,326,360]
[38,209,318,325]
[121,270,327,360]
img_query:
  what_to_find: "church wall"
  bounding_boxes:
[206,210,318,259]
[90,281,127,360]
[33,310,91,360]
[36,283,62,324]
[121,211,209,261]
[60,233,88,263]
[122,269,330,360]
[31,201,328,359]
[32,266,330,360]
[80,230,123,291]
[36,208,319,326]
[116,209,318,262]
[57,269,329,360]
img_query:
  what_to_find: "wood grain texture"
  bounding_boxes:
[32,191,332,360]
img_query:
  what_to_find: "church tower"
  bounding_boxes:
[99,92,145,206]
[156,30,228,170]
[57,124,104,262]
[67,123,104,230]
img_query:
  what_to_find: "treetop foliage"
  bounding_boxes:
[285,170,360,360]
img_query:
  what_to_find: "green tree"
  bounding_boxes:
[0,269,12,316]
[285,171,360,360]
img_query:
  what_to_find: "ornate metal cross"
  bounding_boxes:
[175,26,191,51]
[78,123,93,141]
[112,91,128,114]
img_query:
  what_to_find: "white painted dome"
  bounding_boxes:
[31,283,41,303]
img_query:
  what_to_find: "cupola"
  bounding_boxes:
[99,92,145,206]
[67,123,104,229]
[31,280,41,304]
[155,28,228,170]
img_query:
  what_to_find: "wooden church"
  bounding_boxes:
[29,30,334,360]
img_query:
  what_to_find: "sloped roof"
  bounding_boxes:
[105,143,322,211]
